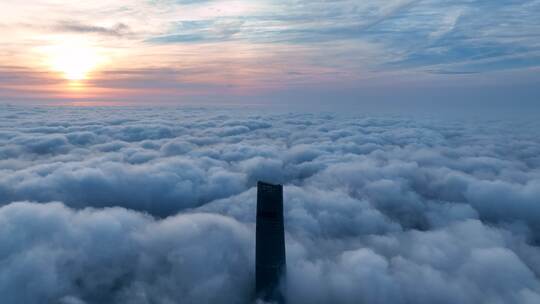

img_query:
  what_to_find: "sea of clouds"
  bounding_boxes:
[0,105,539,304]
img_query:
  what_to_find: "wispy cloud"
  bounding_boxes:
[55,21,132,37]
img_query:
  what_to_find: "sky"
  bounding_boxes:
[1,0,539,106]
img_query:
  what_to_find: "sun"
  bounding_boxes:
[43,40,105,81]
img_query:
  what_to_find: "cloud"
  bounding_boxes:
[145,19,244,44]
[55,21,132,37]
[142,0,540,74]
[0,202,253,304]
[285,219,540,304]
[0,106,540,303]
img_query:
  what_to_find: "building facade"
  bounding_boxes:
[255,181,286,303]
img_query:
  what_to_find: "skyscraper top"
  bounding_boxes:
[256,181,286,303]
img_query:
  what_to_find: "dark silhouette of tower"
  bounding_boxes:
[256,181,286,303]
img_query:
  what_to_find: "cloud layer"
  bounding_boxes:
[1,105,540,303]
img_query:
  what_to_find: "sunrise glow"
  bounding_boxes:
[43,41,105,81]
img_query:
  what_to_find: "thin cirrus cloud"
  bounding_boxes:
[1,105,540,303]
[0,0,539,104]
[54,21,133,37]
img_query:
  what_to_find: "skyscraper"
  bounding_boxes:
[255,181,286,303]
